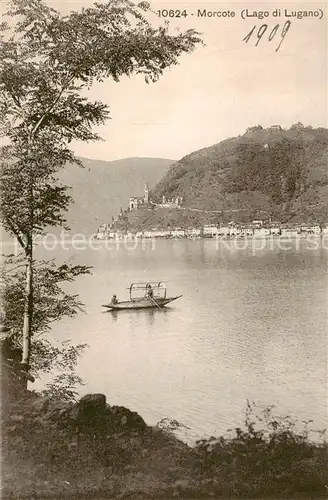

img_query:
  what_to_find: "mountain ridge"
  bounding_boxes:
[0,156,174,242]
[58,156,174,235]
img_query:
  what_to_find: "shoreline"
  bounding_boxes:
[95,233,324,241]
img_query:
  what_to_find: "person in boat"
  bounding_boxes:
[145,284,154,299]
[111,294,118,305]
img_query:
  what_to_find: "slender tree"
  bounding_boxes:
[0,0,202,379]
[1,256,90,396]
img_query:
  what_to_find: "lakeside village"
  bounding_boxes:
[95,183,328,241]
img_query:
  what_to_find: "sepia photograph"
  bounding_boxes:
[0,0,327,498]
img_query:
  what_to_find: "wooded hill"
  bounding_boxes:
[145,124,328,227]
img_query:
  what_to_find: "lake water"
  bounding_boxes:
[36,238,327,440]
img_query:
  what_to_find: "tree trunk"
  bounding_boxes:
[21,238,33,375]
[20,144,34,388]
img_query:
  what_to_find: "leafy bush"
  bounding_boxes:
[193,401,328,497]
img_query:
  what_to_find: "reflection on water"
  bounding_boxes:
[109,307,171,326]
[37,239,328,440]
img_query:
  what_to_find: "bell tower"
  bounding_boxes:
[144,182,149,204]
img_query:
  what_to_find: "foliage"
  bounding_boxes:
[40,373,84,403]
[0,146,76,244]
[2,257,91,336]
[193,401,328,497]
[1,256,90,385]
[0,0,201,146]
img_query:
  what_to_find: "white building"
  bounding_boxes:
[142,229,171,238]
[229,226,241,237]
[254,227,270,238]
[301,225,321,234]
[152,230,171,238]
[252,220,263,228]
[171,228,185,238]
[281,227,300,237]
[186,228,201,238]
[240,226,254,237]
[96,224,108,239]
[218,226,230,237]
[203,224,219,237]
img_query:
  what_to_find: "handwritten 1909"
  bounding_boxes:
[243,21,292,52]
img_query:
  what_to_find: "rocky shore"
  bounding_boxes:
[2,391,197,499]
[2,389,328,499]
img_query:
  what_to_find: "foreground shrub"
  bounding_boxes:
[193,401,328,497]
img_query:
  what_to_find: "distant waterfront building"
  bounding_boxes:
[252,220,263,228]
[143,229,171,238]
[270,226,281,235]
[281,226,300,237]
[229,226,241,236]
[171,228,185,238]
[301,225,321,234]
[218,226,230,236]
[240,226,254,237]
[203,224,219,237]
[96,224,108,239]
[186,228,201,238]
[254,227,270,238]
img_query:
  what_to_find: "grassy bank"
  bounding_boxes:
[2,391,327,499]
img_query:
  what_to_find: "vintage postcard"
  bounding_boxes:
[1,0,327,498]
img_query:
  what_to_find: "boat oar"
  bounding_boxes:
[149,295,161,309]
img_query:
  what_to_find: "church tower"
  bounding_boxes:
[144,182,149,204]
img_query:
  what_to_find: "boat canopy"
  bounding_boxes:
[128,281,167,300]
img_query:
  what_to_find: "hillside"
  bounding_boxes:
[58,157,173,235]
[144,124,328,226]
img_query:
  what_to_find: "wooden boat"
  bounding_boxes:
[102,281,182,311]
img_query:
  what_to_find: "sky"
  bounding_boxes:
[4,0,328,161]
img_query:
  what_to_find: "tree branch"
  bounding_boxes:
[7,87,22,110]
[6,218,26,250]
[31,75,76,137]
